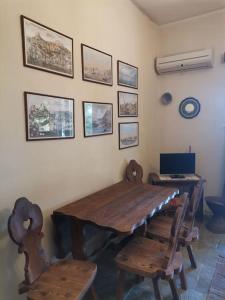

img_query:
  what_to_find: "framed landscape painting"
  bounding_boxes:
[24,92,75,141]
[81,44,113,86]
[117,60,138,89]
[21,15,74,78]
[118,91,138,117]
[83,101,113,137]
[119,122,139,149]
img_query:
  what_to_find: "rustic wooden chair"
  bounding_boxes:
[125,159,143,183]
[115,194,188,300]
[8,197,98,300]
[147,179,204,269]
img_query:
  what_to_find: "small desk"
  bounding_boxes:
[52,181,178,260]
[148,173,205,221]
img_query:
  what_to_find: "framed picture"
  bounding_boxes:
[118,91,138,117]
[117,60,138,89]
[81,44,113,86]
[21,15,74,78]
[24,92,75,141]
[119,122,139,149]
[83,101,113,137]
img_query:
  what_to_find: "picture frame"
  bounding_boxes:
[83,101,113,137]
[24,92,75,141]
[119,122,139,149]
[81,44,113,86]
[21,15,74,78]
[117,60,138,89]
[118,91,138,117]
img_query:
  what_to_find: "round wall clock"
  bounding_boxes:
[179,97,201,119]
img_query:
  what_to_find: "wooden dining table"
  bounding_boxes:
[52,180,178,260]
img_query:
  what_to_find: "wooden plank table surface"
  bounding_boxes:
[52,180,178,260]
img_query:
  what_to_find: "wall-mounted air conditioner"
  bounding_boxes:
[155,49,213,75]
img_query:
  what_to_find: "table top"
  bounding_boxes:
[54,181,178,235]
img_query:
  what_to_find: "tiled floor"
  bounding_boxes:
[93,217,225,300]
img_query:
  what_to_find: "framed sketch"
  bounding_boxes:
[117,60,138,89]
[118,91,138,117]
[83,101,113,137]
[24,92,75,141]
[21,15,74,78]
[119,122,139,149]
[81,44,113,86]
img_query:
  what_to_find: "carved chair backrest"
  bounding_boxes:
[8,198,48,289]
[166,193,189,269]
[188,179,204,228]
[125,160,143,184]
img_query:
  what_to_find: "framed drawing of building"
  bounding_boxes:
[24,92,75,141]
[118,91,138,117]
[81,44,113,86]
[119,122,139,149]
[83,101,113,137]
[21,15,74,78]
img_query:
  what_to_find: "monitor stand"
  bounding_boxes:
[170,174,186,179]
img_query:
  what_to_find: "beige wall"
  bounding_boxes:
[0,0,159,299]
[2,2,225,299]
[158,10,225,196]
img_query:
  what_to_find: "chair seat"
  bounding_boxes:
[115,237,182,278]
[27,260,97,300]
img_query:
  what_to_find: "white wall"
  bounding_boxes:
[158,10,225,196]
[0,1,159,299]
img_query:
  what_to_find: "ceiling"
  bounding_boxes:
[131,0,225,25]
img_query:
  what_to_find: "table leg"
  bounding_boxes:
[71,218,87,260]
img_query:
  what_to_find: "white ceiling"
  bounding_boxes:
[131,0,225,25]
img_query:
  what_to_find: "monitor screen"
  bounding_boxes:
[160,153,195,175]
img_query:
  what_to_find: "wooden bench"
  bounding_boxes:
[8,198,98,300]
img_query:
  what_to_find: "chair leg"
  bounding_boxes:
[90,286,99,300]
[186,244,197,269]
[179,266,187,290]
[169,278,179,300]
[116,270,126,300]
[152,277,163,300]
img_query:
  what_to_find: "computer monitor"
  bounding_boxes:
[160,153,195,175]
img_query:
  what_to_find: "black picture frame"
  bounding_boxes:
[83,101,113,137]
[24,91,75,141]
[118,91,138,117]
[21,15,74,78]
[117,60,138,89]
[81,44,113,86]
[118,122,139,150]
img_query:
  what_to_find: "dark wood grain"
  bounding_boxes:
[147,181,204,269]
[125,159,143,183]
[115,204,187,300]
[54,181,178,235]
[8,198,98,300]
